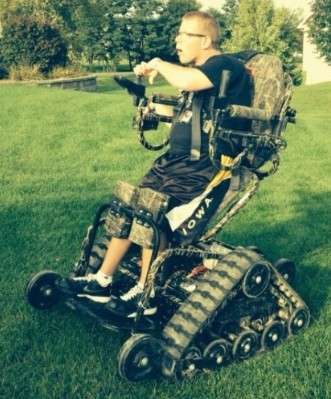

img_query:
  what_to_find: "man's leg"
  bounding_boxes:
[99,237,132,276]
[139,232,167,285]
[59,237,132,303]
[106,232,168,317]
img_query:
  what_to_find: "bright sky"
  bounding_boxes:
[201,0,310,11]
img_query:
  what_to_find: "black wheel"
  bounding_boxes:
[117,334,162,382]
[273,258,296,285]
[203,339,230,372]
[25,270,62,310]
[242,262,271,298]
[261,321,285,350]
[288,307,310,335]
[232,330,259,361]
[176,347,201,380]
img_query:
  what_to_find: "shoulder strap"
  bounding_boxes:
[169,92,204,161]
[191,95,204,160]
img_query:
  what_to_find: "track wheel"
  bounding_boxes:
[288,307,310,335]
[117,334,162,382]
[203,339,230,372]
[273,258,296,285]
[25,270,62,310]
[232,330,259,361]
[261,321,285,350]
[176,347,201,380]
[242,262,271,298]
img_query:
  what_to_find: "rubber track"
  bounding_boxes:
[162,248,264,362]
[269,264,309,321]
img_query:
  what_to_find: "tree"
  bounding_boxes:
[44,0,108,62]
[222,0,302,84]
[125,0,165,63]
[101,1,132,71]
[308,0,331,64]
[4,0,305,75]
[220,0,240,42]
[102,0,201,68]
[100,0,165,70]
[223,0,279,52]
[274,7,302,85]
[0,0,108,63]
[1,15,68,74]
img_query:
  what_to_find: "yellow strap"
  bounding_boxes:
[206,155,233,190]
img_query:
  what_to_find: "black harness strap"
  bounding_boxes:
[168,92,187,141]
[190,95,204,161]
[169,91,204,161]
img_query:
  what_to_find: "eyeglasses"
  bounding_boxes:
[176,31,206,39]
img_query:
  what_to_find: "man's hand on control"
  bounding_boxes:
[134,58,162,84]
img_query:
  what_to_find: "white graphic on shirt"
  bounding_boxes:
[179,110,192,123]
[178,92,194,124]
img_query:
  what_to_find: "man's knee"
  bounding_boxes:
[105,182,170,249]
[105,181,138,238]
[129,187,170,249]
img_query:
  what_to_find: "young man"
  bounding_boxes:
[59,11,251,318]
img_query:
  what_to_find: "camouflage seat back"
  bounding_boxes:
[246,54,285,136]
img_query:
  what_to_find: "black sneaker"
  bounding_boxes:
[105,284,157,318]
[56,274,112,303]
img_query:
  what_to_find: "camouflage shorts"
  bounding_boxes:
[105,181,138,238]
[129,187,170,249]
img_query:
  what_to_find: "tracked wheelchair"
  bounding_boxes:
[26,53,309,382]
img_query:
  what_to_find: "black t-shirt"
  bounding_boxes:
[169,54,251,157]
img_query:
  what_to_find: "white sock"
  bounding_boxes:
[137,282,144,291]
[138,282,155,297]
[95,271,113,287]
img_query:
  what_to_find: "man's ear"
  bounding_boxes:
[201,36,212,50]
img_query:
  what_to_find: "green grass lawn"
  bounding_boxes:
[0,77,330,399]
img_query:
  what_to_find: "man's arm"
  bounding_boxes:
[134,58,213,92]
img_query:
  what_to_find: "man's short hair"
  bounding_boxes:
[183,11,221,49]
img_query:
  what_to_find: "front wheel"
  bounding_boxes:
[25,270,62,310]
[117,334,162,382]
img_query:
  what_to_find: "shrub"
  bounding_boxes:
[0,65,8,79]
[0,46,9,79]
[8,63,44,81]
[1,16,68,75]
[48,65,88,79]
